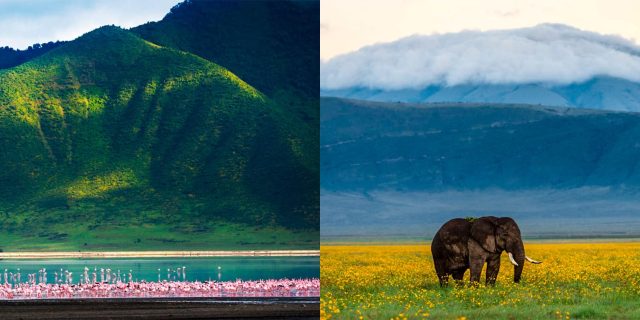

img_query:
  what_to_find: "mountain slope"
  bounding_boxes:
[0,26,317,250]
[133,0,319,217]
[132,0,319,105]
[321,97,640,190]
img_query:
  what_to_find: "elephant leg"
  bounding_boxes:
[434,258,449,287]
[451,268,466,286]
[485,255,501,286]
[469,256,485,284]
[451,269,466,281]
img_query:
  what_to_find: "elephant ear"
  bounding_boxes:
[470,217,498,253]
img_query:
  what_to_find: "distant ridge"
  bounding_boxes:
[321,77,640,112]
[0,41,64,70]
[321,97,640,191]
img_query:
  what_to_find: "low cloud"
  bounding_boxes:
[320,24,640,90]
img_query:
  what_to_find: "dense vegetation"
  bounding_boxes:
[133,0,319,164]
[0,0,319,250]
[133,0,319,100]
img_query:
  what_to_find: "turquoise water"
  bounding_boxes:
[0,257,319,283]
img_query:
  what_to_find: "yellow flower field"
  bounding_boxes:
[321,243,640,319]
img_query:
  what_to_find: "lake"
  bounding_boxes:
[0,257,319,284]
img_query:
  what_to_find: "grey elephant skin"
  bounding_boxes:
[431,216,540,286]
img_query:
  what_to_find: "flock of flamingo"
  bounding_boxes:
[0,267,319,299]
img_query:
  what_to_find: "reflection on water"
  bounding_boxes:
[0,257,319,284]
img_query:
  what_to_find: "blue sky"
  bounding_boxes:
[0,0,181,49]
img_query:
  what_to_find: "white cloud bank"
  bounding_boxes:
[320,24,640,90]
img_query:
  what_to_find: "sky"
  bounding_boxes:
[321,0,640,60]
[0,0,181,49]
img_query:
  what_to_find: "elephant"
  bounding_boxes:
[431,216,541,286]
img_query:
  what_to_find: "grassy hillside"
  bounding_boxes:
[132,0,319,158]
[0,26,317,250]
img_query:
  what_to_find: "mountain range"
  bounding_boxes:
[321,76,640,112]
[0,0,319,250]
[321,97,640,238]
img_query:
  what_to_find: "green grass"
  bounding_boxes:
[425,300,640,319]
[0,222,318,251]
[336,286,640,319]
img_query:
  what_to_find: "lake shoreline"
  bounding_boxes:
[0,250,319,259]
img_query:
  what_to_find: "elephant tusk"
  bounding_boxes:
[526,256,542,264]
[508,252,519,266]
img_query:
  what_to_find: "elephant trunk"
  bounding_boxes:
[508,238,525,283]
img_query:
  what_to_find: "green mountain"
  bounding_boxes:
[133,0,319,100]
[132,0,320,163]
[133,0,320,225]
[0,25,317,251]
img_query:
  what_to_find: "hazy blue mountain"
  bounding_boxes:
[321,77,640,112]
[322,97,640,190]
[321,97,640,238]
